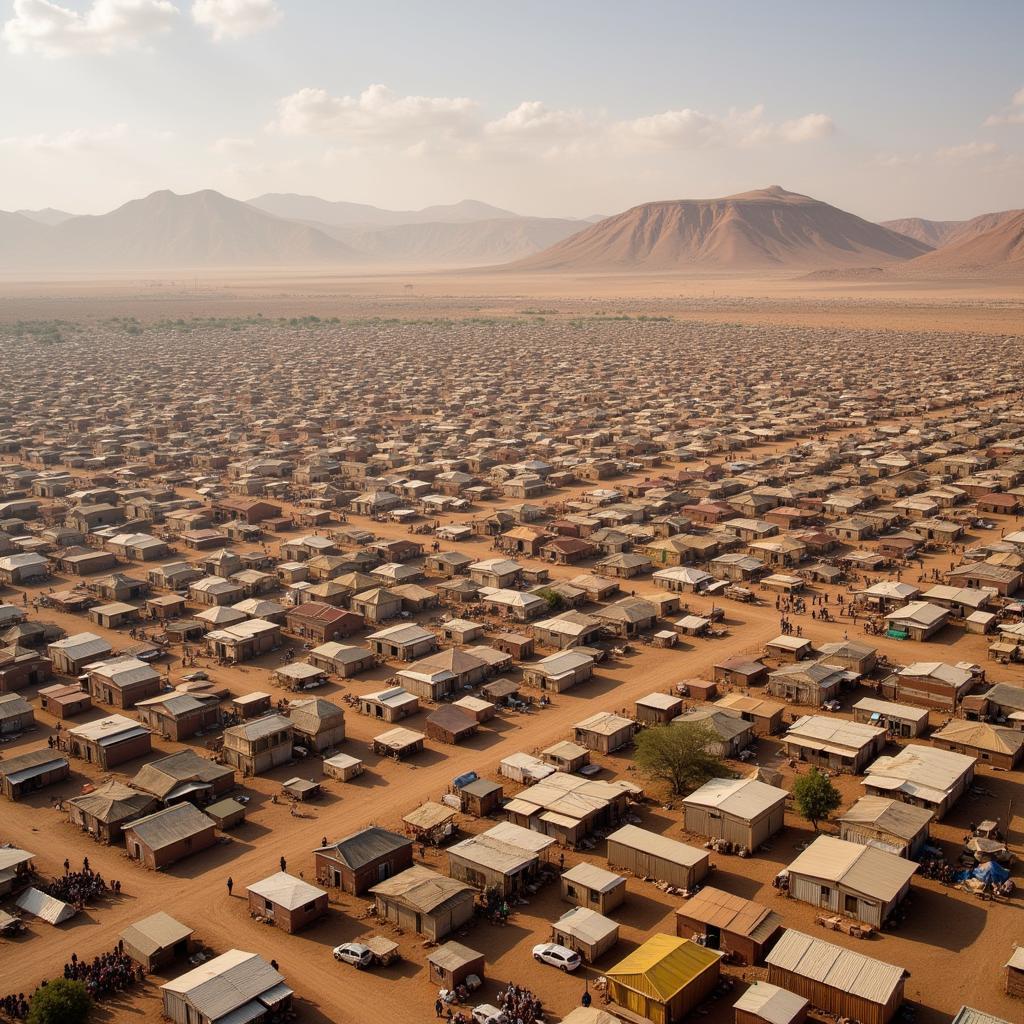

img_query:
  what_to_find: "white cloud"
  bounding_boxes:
[983,85,1024,126]
[3,0,177,57]
[0,122,130,152]
[776,113,835,143]
[620,104,833,149]
[485,101,589,138]
[191,0,279,40]
[211,135,255,156]
[271,84,478,140]
[272,86,835,165]
[936,141,1000,162]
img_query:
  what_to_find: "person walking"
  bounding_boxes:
[435,999,445,1017]
[226,876,233,896]
[279,855,287,873]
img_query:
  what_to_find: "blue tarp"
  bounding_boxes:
[956,859,1010,884]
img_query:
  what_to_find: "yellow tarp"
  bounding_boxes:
[606,933,720,1000]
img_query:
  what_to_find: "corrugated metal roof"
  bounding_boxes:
[766,929,904,1004]
[120,912,193,956]
[787,835,916,902]
[607,825,708,868]
[607,934,722,1000]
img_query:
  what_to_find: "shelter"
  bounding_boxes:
[0,693,32,733]
[447,833,540,896]
[15,887,76,925]
[552,906,619,962]
[315,827,412,894]
[0,848,34,896]
[605,934,722,1024]
[607,825,709,890]
[161,949,291,1024]
[561,862,626,914]
[221,715,293,776]
[851,698,928,738]
[682,777,787,850]
[674,708,754,758]
[765,930,905,1024]
[322,752,364,782]
[373,726,426,759]
[931,719,1023,769]
[636,692,685,725]
[360,686,419,722]
[733,982,809,1024]
[247,872,328,933]
[574,711,635,753]
[0,749,69,800]
[120,912,194,971]
[863,744,975,819]
[123,803,217,869]
[675,887,782,966]
[288,698,346,752]
[782,715,885,773]
[785,835,917,927]
[427,942,485,991]
[130,749,235,805]
[68,780,158,843]
[426,705,479,744]
[837,797,932,859]
[523,650,595,692]
[369,865,474,941]
[68,714,152,768]
[713,693,785,736]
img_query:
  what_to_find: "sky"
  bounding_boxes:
[1,0,1023,220]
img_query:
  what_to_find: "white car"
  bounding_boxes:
[332,942,374,968]
[532,942,582,972]
[472,1005,508,1024]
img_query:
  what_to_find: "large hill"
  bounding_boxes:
[248,193,519,227]
[0,190,357,269]
[881,209,1022,251]
[897,210,1024,278]
[507,186,932,272]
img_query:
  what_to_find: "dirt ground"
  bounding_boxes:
[1,281,1022,1024]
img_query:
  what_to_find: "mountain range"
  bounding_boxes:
[1,186,1021,277]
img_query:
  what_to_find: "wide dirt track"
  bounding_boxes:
[1,279,1022,1024]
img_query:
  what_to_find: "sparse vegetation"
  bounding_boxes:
[634,722,725,795]
[792,768,842,831]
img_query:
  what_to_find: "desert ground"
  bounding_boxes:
[0,275,1022,1024]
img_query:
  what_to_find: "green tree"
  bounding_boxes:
[28,980,92,1024]
[792,767,841,831]
[634,722,725,795]
[535,587,565,612]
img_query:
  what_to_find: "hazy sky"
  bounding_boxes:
[2,0,1022,219]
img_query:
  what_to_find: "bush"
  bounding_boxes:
[792,767,841,831]
[634,721,725,795]
[28,980,92,1024]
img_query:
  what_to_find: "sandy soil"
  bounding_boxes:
[0,269,1021,335]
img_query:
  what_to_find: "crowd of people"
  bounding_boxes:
[0,993,29,1021]
[62,946,144,1000]
[496,983,544,1024]
[44,860,122,909]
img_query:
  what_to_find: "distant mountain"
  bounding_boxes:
[14,207,75,226]
[899,209,1024,278]
[880,217,965,248]
[247,193,520,228]
[0,190,358,269]
[506,186,933,272]
[318,216,587,265]
[0,211,50,263]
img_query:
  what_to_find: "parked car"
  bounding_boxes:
[532,943,581,972]
[332,943,374,968]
